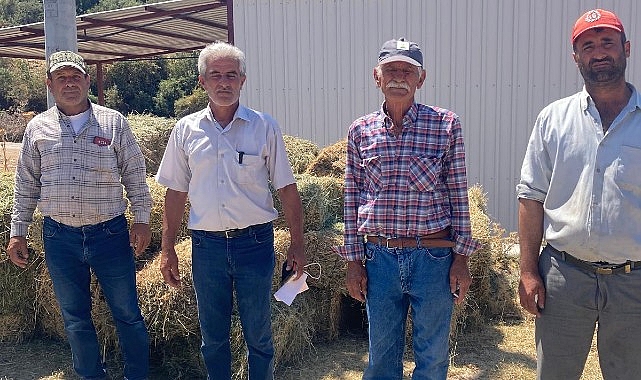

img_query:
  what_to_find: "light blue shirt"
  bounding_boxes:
[517,84,641,263]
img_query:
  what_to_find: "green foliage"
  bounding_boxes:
[105,59,166,115]
[0,0,42,27]
[174,87,209,118]
[0,59,46,112]
[85,0,148,13]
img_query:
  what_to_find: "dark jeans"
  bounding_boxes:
[43,215,149,380]
[191,222,276,380]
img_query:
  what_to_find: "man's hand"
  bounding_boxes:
[450,253,472,305]
[519,270,545,317]
[129,223,152,256]
[286,239,307,281]
[160,247,181,288]
[6,236,29,268]
[347,261,368,302]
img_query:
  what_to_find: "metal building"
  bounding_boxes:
[232,0,641,232]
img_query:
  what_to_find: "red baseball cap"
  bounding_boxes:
[571,9,624,44]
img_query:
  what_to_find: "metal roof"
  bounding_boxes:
[0,0,231,64]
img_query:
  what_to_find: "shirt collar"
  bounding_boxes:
[379,101,419,126]
[579,83,641,112]
[204,103,251,127]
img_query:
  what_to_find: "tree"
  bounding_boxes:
[105,59,166,114]
[0,0,42,27]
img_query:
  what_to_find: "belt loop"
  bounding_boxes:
[561,251,566,262]
[626,262,631,274]
[416,236,422,249]
[225,230,230,239]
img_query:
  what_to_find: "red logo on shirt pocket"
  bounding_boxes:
[93,136,111,146]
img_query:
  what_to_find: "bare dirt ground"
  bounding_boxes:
[0,318,604,380]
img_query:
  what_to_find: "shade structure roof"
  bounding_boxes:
[0,0,231,65]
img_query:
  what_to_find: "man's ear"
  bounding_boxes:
[416,69,426,90]
[373,67,381,88]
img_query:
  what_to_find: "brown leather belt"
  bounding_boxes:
[548,245,641,275]
[365,229,455,249]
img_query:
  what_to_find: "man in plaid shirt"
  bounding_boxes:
[336,38,479,380]
[7,51,151,380]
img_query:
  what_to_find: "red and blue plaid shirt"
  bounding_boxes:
[335,102,480,261]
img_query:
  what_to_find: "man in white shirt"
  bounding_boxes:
[156,41,306,379]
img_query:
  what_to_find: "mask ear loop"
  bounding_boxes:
[303,262,322,280]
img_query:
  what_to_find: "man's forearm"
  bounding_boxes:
[278,183,303,243]
[162,189,188,249]
[518,198,544,273]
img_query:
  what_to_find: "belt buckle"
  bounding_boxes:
[595,267,613,275]
[225,230,231,238]
[385,238,393,249]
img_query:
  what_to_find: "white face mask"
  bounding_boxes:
[273,263,321,306]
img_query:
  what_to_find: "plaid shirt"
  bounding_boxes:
[335,102,480,261]
[10,103,151,237]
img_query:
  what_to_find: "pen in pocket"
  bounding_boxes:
[238,151,245,164]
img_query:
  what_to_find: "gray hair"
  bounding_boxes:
[198,41,246,76]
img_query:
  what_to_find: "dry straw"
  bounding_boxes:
[304,138,347,178]
[283,135,320,175]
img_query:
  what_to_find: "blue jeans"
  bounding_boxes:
[191,222,276,380]
[43,215,149,380]
[363,242,454,380]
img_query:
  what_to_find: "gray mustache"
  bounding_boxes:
[386,81,410,90]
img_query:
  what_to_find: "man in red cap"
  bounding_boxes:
[518,9,641,379]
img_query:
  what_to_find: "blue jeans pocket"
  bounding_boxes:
[43,219,60,238]
[104,216,128,236]
[426,247,452,260]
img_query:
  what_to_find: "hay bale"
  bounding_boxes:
[283,135,319,175]
[0,257,43,342]
[128,113,176,176]
[124,178,190,255]
[304,138,347,178]
[451,185,522,337]
[273,225,347,340]
[136,239,205,379]
[273,174,344,232]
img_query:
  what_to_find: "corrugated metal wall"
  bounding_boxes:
[232,0,641,232]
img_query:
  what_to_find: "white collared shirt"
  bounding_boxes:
[155,105,295,231]
[517,84,641,263]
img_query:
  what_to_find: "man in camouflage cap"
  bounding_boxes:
[7,50,152,380]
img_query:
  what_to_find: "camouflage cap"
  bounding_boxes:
[48,51,87,75]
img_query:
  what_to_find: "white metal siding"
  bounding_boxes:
[233,0,641,232]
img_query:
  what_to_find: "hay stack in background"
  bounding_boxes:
[0,171,41,343]
[273,225,347,340]
[128,113,175,176]
[272,174,344,231]
[304,138,347,178]
[283,135,319,175]
[0,257,43,343]
[125,178,190,258]
[451,185,522,337]
[137,239,205,379]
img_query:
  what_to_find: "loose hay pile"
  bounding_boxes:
[283,135,319,175]
[304,138,347,178]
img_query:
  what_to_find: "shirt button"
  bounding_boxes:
[596,168,601,173]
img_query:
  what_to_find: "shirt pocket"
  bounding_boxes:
[360,155,389,193]
[408,155,442,192]
[86,142,118,173]
[235,153,266,185]
[615,145,641,190]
